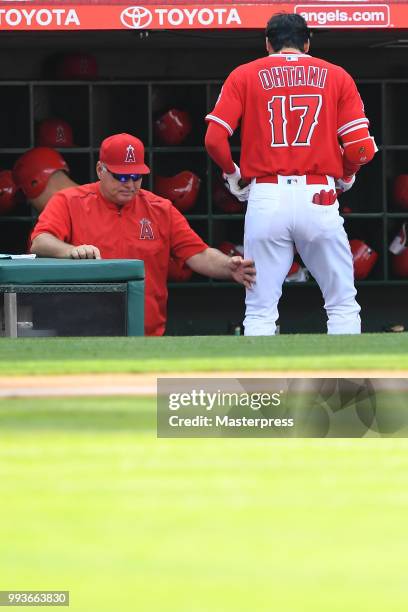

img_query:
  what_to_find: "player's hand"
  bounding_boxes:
[335,174,356,194]
[70,244,101,259]
[228,255,256,289]
[223,163,251,202]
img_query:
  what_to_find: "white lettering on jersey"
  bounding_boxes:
[318,68,328,88]
[258,65,327,90]
[271,67,285,88]
[282,66,295,87]
[293,66,306,87]
[307,66,320,87]
[258,70,273,90]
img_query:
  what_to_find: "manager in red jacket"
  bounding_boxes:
[30,133,255,336]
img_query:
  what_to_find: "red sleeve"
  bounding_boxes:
[30,192,72,243]
[205,68,243,136]
[205,122,235,174]
[337,69,369,141]
[169,205,208,263]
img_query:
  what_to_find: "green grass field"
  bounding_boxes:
[1,397,408,611]
[1,335,407,610]
[0,333,407,375]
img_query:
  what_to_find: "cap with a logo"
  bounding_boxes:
[37,118,74,147]
[99,133,150,174]
[57,53,98,80]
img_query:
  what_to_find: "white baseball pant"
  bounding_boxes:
[243,175,361,335]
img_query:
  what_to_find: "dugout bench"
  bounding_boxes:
[0,258,144,337]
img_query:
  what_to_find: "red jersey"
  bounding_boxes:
[206,52,368,179]
[30,182,207,336]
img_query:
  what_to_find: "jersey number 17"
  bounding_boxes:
[268,94,322,147]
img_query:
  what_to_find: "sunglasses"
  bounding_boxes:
[109,170,143,183]
[102,165,142,183]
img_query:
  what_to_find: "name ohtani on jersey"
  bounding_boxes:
[258,65,328,90]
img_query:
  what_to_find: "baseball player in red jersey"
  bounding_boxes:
[205,13,377,335]
[30,133,255,336]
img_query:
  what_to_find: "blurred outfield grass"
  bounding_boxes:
[0,333,407,374]
[0,397,408,612]
[1,336,407,611]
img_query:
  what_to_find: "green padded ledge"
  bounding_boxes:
[0,258,144,284]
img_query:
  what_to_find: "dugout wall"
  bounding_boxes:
[1,0,408,334]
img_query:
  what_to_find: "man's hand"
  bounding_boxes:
[335,174,356,194]
[223,163,251,202]
[186,247,255,287]
[228,255,256,289]
[70,244,101,259]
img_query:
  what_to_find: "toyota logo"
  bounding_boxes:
[120,6,153,29]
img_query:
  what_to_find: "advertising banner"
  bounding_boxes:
[0,1,406,31]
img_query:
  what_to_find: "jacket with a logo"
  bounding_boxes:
[31,182,208,335]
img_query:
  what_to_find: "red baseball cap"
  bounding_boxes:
[37,118,74,147]
[99,133,150,174]
[57,53,98,80]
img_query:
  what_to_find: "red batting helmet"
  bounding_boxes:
[13,147,69,199]
[168,257,193,282]
[217,241,244,257]
[155,109,192,145]
[37,118,74,148]
[389,223,408,277]
[154,171,200,212]
[56,53,98,80]
[213,178,245,214]
[349,239,378,280]
[0,170,17,215]
[393,175,408,210]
